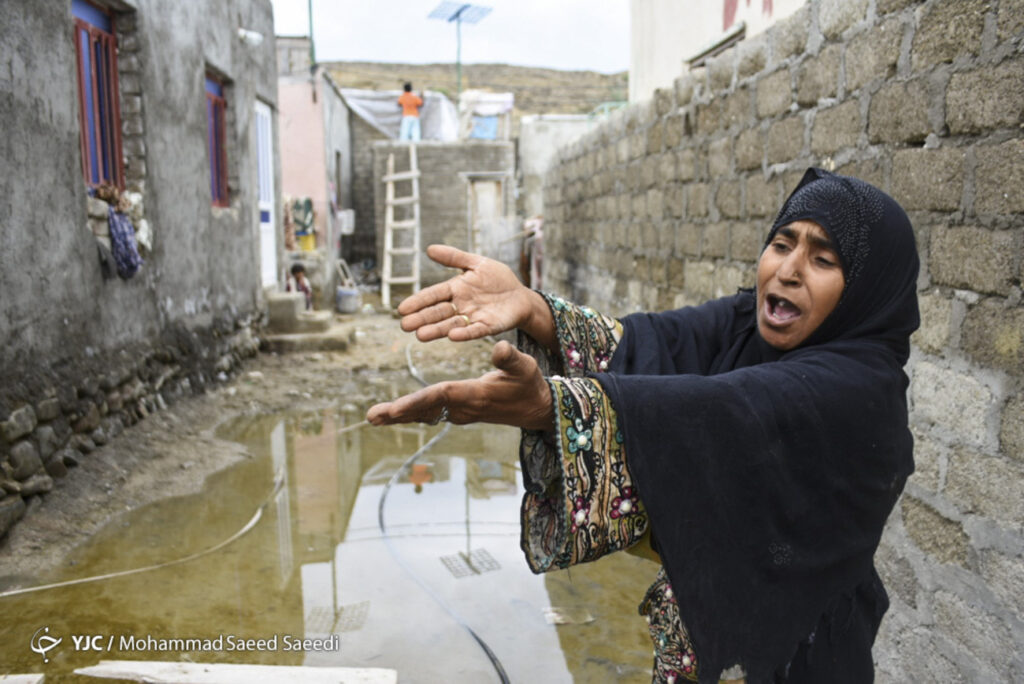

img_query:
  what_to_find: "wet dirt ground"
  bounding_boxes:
[0,307,660,682]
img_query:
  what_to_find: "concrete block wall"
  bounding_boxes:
[0,1,275,538]
[371,141,516,287]
[348,116,388,264]
[539,0,1024,680]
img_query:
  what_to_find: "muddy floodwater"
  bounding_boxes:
[0,372,660,682]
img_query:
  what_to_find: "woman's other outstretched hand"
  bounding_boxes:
[397,245,556,351]
[366,341,554,431]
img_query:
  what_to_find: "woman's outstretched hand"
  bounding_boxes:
[366,341,554,431]
[397,245,556,351]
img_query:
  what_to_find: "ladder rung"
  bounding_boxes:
[386,276,418,284]
[388,196,419,206]
[388,247,416,255]
[389,220,417,229]
[382,170,421,182]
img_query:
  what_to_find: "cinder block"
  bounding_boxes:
[911,360,994,447]
[846,15,903,91]
[912,290,953,354]
[674,223,702,256]
[812,100,862,154]
[674,73,696,107]
[665,184,684,219]
[676,149,697,182]
[772,5,810,61]
[709,137,732,177]
[891,147,964,211]
[722,86,753,129]
[702,221,730,257]
[684,259,717,300]
[947,59,1024,134]
[974,139,1024,215]
[737,35,768,80]
[818,0,868,39]
[933,590,1016,678]
[909,425,943,491]
[716,182,742,219]
[998,0,1024,41]
[757,68,792,118]
[655,87,675,116]
[687,183,710,218]
[912,0,987,70]
[744,174,779,219]
[946,447,1024,526]
[730,220,765,262]
[978,550,1024,617]
[735,127,763,171]
[1000,397,1024,463]
[836,158,886,191]
[868,79,930,144]
[707,51,736,92]
[901,496,968,566]
[930,226,1018,296]
[267,292,305,333]
[696,99,724,135]
[765,115,805,164]
[962,298,1024,376]
[795,44,840,106]
[647,121,664,155]
[646,188,664,220]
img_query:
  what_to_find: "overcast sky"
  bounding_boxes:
[269,0,630,74]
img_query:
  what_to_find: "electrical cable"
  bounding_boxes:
[371,344,511,683]
[0,341,513,684]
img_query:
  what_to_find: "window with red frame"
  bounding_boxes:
[205,75,229,206]
[73,0,124,188]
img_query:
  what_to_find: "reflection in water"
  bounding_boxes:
[0,395,656,682]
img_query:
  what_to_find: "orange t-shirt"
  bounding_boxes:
[398,92,423,117]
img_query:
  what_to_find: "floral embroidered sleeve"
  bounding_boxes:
[516,292,623,379]
[519,376,649,572]
[515,293,646,572]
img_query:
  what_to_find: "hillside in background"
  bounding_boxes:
[325,61,628,128]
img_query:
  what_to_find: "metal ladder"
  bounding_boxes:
[381,145,421,309]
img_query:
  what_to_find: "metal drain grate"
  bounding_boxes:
[304,600,369,634]
[439,548,501,578]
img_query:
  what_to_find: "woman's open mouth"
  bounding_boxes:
[764,293,802,325]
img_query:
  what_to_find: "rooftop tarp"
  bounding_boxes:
[340,89,458,142]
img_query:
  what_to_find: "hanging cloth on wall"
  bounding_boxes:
[107,205,144,279]
[291,197,315,236]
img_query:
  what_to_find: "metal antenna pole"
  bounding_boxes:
[428,2,491,108]
[307,0,316,65]
[456,12,462,100]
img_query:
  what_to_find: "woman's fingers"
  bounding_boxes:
[425,244,480,271]
[397,281,453,317]
[400,300,459,334]
[367,384,447,425]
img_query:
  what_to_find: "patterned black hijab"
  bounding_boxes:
[599,169,919,682]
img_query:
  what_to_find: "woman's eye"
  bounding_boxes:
[815,255,837,267]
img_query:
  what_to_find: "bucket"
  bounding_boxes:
[297,233,316,251]
[336,287,361,314]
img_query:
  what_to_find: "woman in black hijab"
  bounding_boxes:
[368,168,920,682]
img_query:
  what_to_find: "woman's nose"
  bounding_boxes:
[778,252,803,283]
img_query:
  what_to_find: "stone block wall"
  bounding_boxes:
[371,141,516,287]
[538,0,1023,680]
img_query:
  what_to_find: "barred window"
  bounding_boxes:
[73,0,124,188]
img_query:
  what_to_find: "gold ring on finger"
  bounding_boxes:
[460,314,470,325]
[450,302,459,315]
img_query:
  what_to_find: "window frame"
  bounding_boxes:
[205,74,229,207]
[72,0,125,188]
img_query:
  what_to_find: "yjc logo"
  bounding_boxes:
[30,626,62,663]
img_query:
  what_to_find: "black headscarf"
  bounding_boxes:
[597,169,919,683]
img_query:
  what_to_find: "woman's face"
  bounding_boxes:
[756,220,846,350]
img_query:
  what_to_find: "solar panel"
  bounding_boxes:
[428,2,492,24]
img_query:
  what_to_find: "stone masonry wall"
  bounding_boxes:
[372,141,516,288]
[539,0,1023,680]
[348,115,388,264]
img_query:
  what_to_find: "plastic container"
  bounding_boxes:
[336,287,361,314]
